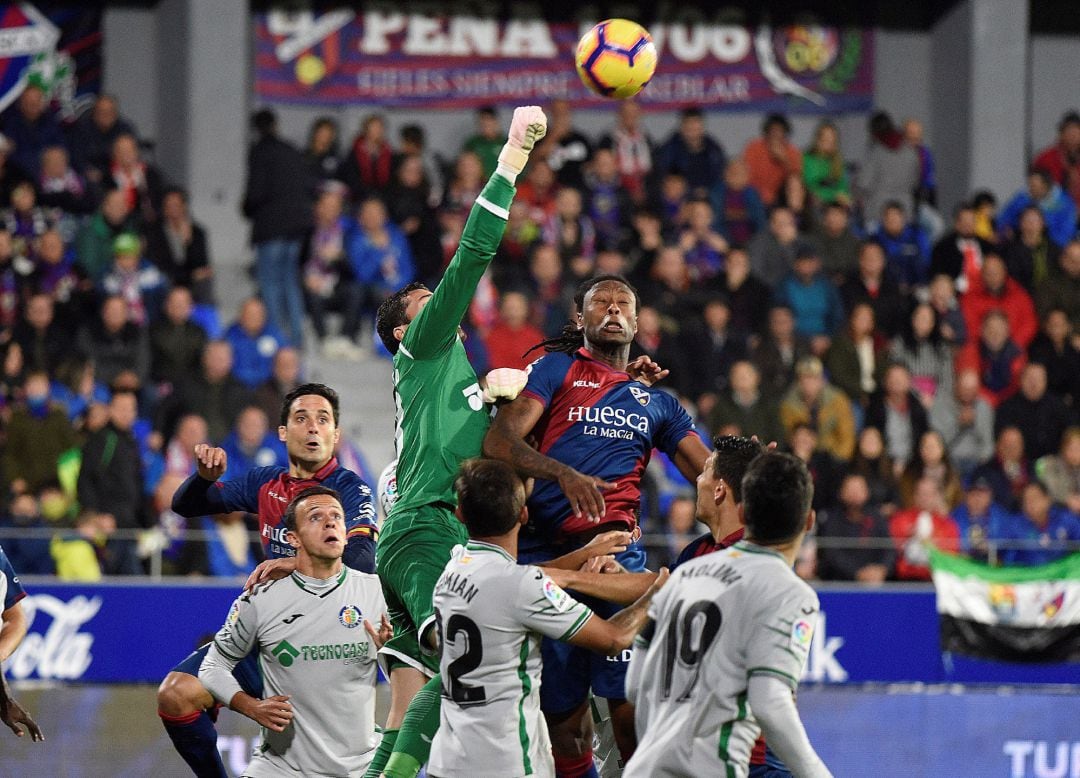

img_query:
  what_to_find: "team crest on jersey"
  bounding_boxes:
[542,578,572,613]
[339,605,363,629]
[791,618,814,650]
[628,386,651,407]
[226,602,241,626]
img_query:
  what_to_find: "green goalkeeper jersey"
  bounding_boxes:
[390,172,516,518]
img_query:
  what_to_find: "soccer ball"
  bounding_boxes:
[575,19,657,99]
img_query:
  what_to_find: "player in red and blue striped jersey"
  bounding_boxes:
[156,383,376,777]
[484,274,710,777]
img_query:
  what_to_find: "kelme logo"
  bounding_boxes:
[272,640,300,667]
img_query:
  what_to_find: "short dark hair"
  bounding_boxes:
[400,124,425,146]
[711,435,766,503]
[279,383,341,427]
[681,106,703,120]
[477,105,497,117]
[284,485,342,533]
[742,452,813,545]
[762,112,791,135]
[454,459,526,537]
[251,108,276,136]
[376,281,429,354]
[971,190,997,209]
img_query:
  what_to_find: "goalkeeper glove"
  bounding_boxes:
[496,105,547,180]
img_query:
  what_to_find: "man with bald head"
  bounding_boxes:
[930,369,995,477]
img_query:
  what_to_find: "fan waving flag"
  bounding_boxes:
[930,548,1080,664]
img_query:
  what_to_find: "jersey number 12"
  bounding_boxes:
[435,610,487,705]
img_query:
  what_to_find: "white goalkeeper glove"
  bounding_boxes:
[496,106,547,181]
[482,367,529,404]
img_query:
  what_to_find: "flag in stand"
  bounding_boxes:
[930,548,1080,663]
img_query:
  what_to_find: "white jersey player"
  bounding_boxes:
[200,486,390,777]
[625,452,832,778]
[428,459,668,778]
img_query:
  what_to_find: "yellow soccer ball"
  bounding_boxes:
[575,19,657,99]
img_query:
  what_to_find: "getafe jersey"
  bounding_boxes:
[625,542,819,778]
[201,568,386,777]
[429,542,594,778]
[174,457,377,568]
[519,348,697,551]
[391,174,515,518]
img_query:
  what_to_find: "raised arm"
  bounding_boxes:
[404,106,546,360]
[672,432,711,485]
[483,394,614,521]
[171,445,230,517]
[567,568,669,655]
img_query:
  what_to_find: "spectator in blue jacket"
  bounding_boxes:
[874,201,931,288]
[774,242,846,355]
[1,85,64,178]
[223,297,288,389]
[220,405,287,481]
[346,196,415,306]
[1003,480,1080,566]
[951,475,1016,563]
[999,168,1077,249]
[654,107,727,196]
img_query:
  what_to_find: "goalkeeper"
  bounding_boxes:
[369,106,563,778]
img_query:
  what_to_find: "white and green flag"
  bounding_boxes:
[929,549,1080,663]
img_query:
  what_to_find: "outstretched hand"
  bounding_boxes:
[558,470,616,523]
[194,444,227,481]
[627,355,669,387]
[364,613,393,650]
[1,695,44,742]
[244,557,298,590]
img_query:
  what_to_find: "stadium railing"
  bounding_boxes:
[0,526,1077,580]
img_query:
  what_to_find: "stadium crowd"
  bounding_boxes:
[0,84,1077,582]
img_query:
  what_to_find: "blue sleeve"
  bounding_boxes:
[338,471,377,574]
[215,467,283,514]
[0,547,26,610]
[747,188,767,233]
[389,229,416,289]
[520,352,571,409]
[998,194,1026,234]
[1048,201,1078,248]
[654,394,698,459]
[827,283,845,335]
[917,230,932,282]
[346,229,376,285]
[171,472,229,517]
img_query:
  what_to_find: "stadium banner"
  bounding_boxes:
[930,549,1080,664]
[253,8,874,112]
[0,3,102,115]
[7,580,1077,685]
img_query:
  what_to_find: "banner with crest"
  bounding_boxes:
[0,3,101,118]
[254,7,873,112]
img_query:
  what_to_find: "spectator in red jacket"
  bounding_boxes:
[960,252,1039,348]
[1032,111,1080,212]
[889,476,961,580]
[484,290,545,371]
[957,310,1026,407]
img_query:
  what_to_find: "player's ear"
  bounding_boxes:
[454,505,466,526]
[285,528,301,550]
[518,505,529,527]
[278,425,287,443]
[805,508,816,534]
[332,426,340,446]
[713,479,726,507]
[393,324,406,342]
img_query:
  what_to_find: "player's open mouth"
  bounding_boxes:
[602,322,624,333]
[324,535,340,544]
[305,441,320,450]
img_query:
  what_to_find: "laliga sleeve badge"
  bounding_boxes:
[542,577,572,613]
[791,618,814,651]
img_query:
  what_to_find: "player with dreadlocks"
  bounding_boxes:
[484,273,711,777]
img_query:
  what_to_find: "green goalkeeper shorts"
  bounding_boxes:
[376,503,467,675]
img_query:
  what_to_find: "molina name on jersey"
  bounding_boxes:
[520,348,697,548]
[213,457,376,559]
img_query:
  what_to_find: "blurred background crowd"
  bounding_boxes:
[0,84,1077,582]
